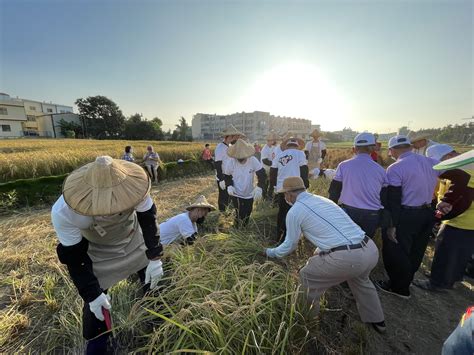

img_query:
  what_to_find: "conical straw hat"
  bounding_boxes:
[433,150,473,171]
[280,136,305,150]
[265,132,280,141]
[220,125,245,137]
[310,129,322,138]
[186,195,216,211]
[227,139,255,159]
[63,156,150,216]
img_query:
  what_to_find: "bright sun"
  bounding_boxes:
[236,62,351,130]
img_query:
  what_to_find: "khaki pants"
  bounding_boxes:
[299,239,384,323]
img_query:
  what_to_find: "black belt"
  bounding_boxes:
[341,204,381,212]
[319,236,370,256]
[401,204,432,210]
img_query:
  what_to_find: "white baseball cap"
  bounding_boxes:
[354,132,376,146]
[426,144,454,161]
[388,135,411,149]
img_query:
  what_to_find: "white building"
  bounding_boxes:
[192,111,313,142]
[0,93,79,138]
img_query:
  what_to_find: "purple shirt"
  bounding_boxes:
[334,153,388,210]
[386,151,440,206]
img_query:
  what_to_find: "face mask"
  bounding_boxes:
[196,217,206,225]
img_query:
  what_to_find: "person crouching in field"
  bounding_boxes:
[122,145,134,162]
[159,195,216,245]
[224,139,267,227]
[264,176,386,334]
[143,145,161,184]
[51,156,163,354]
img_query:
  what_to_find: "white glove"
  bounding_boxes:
[145,259,163,290]
[89,293,111,321]
[219,180,226,190]
[227,185,236,196]
[323,169,336,180]
[310,168,321,179]
[252,187,263,201]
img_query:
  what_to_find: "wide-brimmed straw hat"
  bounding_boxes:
[186,195,216,211]
[310,129,322,139]
[265,132,280,141]
[220,125,245,137]
[280,136,305,150]
[227,138,255,159]
[407,131,430,143]
[277,176,306,193]
[63,156,150,216]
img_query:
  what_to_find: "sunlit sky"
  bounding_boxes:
[1,0,472,132]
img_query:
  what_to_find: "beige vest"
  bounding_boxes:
[81,210,149,290]
[307,141,322,170]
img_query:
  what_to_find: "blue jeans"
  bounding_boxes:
[342,205,380,239]
[442,307,474,355]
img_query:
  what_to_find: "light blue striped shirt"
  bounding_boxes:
[266,192,366,258]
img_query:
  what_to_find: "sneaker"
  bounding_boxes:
[373,280,411,300]
[412,279,447,292]
[369,320,386,334]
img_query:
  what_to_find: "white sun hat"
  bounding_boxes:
[425,144,454,162]
[388,135,411,149]
[354,132,376,147]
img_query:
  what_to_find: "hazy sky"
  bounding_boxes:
[1,0,472,132]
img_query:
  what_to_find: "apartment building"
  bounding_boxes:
[0,93,79,138]
[192,111,313,142]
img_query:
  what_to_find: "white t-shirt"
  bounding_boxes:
[271,148,307,191]
[159,212,197,245]
[272,146,282,164]
[215,142,232,176]
[143,152,160,166]
[261,144,278,163]
[227,156,263,199]
[51,194,154,246]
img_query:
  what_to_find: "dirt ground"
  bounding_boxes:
[1,174,472,353]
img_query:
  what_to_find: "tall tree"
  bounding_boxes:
[123,114,165,140]
[58,118,83,138]
[75,96,125,138]
[173,116,192,141]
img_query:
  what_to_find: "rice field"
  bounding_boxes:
[1,175,472,354]
[0,139,208,182]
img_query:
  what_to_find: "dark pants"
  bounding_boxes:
[430,224,474,288]
[84,268,147,354]
[342,205,380,239]
[382,208,435,294]
[232,197,254,227]
[276,193,292,242]
[204,159,214,169]
[217,180,230,212]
